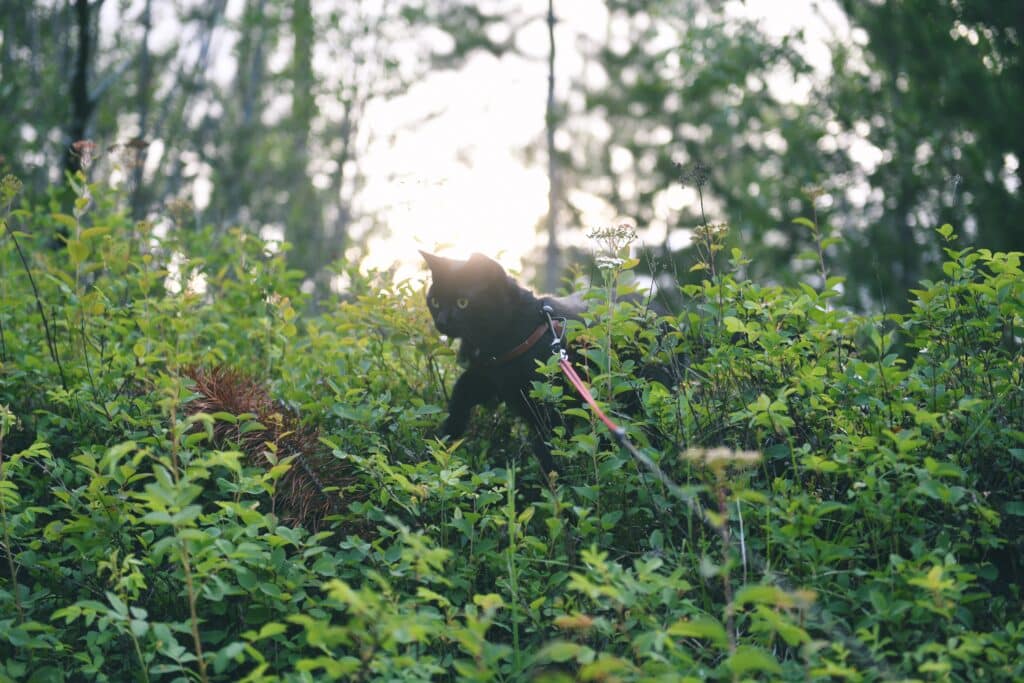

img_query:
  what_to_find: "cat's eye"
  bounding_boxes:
[429,296,439,308]
[456,297,469,309]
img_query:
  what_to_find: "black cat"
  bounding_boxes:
[421,251,587,478]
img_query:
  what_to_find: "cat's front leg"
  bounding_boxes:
[441,369,494,438]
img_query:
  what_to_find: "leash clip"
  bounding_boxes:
[541,305,567,358]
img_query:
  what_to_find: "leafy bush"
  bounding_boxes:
[1,173,1021,681]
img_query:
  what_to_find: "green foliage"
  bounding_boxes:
[559,1,848,297]
[1,177,1022,681]
[542,1,1024,314]
[829,0,1024,310]
[3,0,452,290]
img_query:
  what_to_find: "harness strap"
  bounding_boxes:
[478,319,565,366]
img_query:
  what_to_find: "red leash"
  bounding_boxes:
[557,356,626,441]
[542,306,627,444]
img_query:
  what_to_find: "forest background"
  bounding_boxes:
[3,0,1022,307]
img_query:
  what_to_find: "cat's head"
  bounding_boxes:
[420,251,515,339]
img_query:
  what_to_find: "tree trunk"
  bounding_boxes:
[286,0,322,284]
[544,0,560,292]
[130,0,153,220]
[329,97,358,263]
[64,0,96,178]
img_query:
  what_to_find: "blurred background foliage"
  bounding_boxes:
[0,0,1021,309]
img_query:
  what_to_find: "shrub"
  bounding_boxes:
[0,173,1021,680]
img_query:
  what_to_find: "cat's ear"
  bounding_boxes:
[467,252,507,278]
[420,250,457,274]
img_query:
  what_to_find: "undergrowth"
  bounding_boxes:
[0,171,1022,681]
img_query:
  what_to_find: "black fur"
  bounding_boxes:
[421,251,585,477]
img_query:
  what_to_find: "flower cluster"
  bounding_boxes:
[587,223,637,257]
[70,140,98,169]
[675,160,712,189]
[1,174,23,208]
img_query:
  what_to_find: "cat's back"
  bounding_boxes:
[542,291,587,319]
[543,289,669,320]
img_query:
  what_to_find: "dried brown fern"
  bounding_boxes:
[184,366,360,530]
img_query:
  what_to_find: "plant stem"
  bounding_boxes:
[810,202,830,311]
[0,422,26,627]
[0,313,7,363]
[9,231,68,390]
[180,538,208,683]
[505,465,522,674]
[169,401,209,683]
[736,499,747,585]
[697,186,716,281]
[716,484,736,654]
[80,318,113,421]
[130,629,151,683]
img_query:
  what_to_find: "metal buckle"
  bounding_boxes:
[541,305,567,358]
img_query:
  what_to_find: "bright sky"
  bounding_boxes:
[357,0,849,282]
[356,1,607,280]
[356,52,555,277]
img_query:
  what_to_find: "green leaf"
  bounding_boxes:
[81,226,110,240]
[517,506,535,525]
[600,510,623,529]
[295,656,360,676]
[258,582,282,598]
[667,615,727,647]
[417,587,452,608]
[579,654,634,679]
[726,645,782,676]
[1004,501,1024,517]
[537,640,590,664]
[473,593,505,611]
[751,605,809,645]
[723,316,745,333]
[67,239,89,265]
[236,567,256,590]
[734,584,790,608]
[170,505,202,525]
[238,420,267,435]
[51,212,77,230]
[256,622,287,640]
[184,432,209,448]
[142,511,174,525]
[908,565,955,593]
[105,591,128,617]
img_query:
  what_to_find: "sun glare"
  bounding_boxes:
[362,157,549,281]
